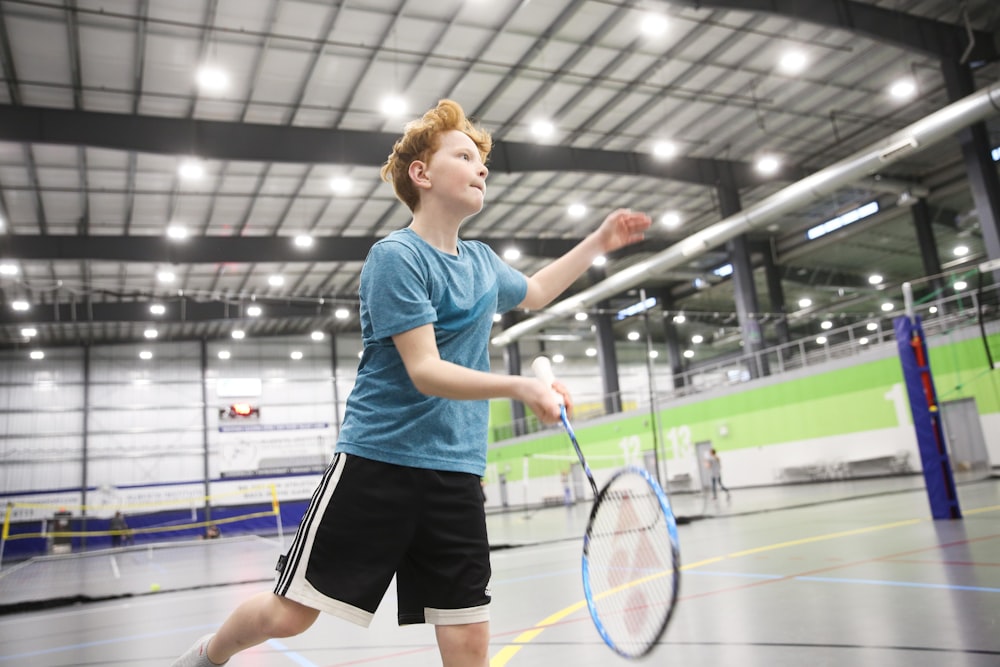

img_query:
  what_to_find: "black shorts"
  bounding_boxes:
[274,453,491,627]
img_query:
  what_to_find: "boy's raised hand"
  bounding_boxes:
[595,209,652,253]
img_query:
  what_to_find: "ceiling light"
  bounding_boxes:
[143,328,158,339]
[568,203,587,218]
[652,140,676,159]
[0,263,18,275]
[11,300,29,311]
[380,95,407,117]
[492,313,502,323]
[807,201,880,241]
[268,275,285,287]
[585,347,597,357]
[329,176,352,195]
[294,234,314,248]
[881,302,894,312]
[157,271,175,283]
[30,350,44,360]
[649,350,660,359]
[820,320,833,330]
[231,330,245,339]
[627,331,641,341]
[859,337,869,345]
[779,50,808,74]
[552,353,565,363]
[247,305,262,317]
[661,212,681,229]
[816,336,828,345]
[139,350,153,360]
[683,349,695,359]
[150,303,166,315]
[953,245,969,257]
[798,298,812,309]
[218,350,231,360]
[866,322,879,331]
[178,160,204,180]
[673,314,686,324]
[166,225,188,240]
[334,308,350,320]
[954,281,968,291]
[691,334,704,344]
[530,119,555,139]
[503,247,521,261]
[21,327,37,337]
[592,256,607,267]
[311,331,325,341]
[290,350,304,361]
[889,78,916,99]
[196,66,228,91]
[640,13,668,37]
[756,155,780,174]
[928,306,938,314]
[575,312,588,321]
[868,274,883,285]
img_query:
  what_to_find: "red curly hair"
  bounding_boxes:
[380,99,492,212]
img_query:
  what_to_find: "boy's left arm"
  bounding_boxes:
[519,208,651,310]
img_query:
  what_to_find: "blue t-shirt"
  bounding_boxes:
[336,228,528,476]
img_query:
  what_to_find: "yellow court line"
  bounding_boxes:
[488,513,946,667]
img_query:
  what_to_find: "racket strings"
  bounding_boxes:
[584,475,680,657]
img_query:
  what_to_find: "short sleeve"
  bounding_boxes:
[360,241,437,340]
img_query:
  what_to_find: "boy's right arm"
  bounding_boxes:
[392,323,569,424]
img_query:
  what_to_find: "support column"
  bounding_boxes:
[718,165,767,378]
[941,59,1000,281]
[80,345,90,548]
[761,246,790,346]
[330,333,342,437]
[589,267,622,414]
[656,290,685,389]
[501,311,526,437]
[911,198,947,306]
[200,339,212,522]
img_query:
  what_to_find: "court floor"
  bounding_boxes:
[1,475,998,666]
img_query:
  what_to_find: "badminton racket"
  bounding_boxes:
[532,355,681,659]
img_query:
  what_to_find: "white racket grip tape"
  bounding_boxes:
[531,356,564,406]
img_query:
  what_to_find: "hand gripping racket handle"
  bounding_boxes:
[532,356,599,497]
[530,355,563,406]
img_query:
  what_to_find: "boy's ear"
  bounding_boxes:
[408,160,432,190]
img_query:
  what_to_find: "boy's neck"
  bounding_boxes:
[408,209,462,255]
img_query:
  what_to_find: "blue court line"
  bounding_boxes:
[0,623,216,661]
[687,569,1000,593]
[796,575,1000,594]
[267,638,319,667]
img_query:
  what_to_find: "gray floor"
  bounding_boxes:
[1,475,998,666]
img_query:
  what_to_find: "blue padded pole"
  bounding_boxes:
[893,315,962,520]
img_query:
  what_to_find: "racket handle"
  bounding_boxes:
[531,356,564,406]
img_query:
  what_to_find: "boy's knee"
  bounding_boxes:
[262,597,318,638]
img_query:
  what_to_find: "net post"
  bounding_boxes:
[0,502,12,571]
[270,484,284,546]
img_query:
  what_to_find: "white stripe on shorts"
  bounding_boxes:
[273,454,377,628]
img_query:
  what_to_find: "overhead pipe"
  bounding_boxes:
[491,80,1000,347]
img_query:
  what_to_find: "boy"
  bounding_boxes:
[172,99,650,667]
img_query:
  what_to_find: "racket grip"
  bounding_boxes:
[531,356,564,406]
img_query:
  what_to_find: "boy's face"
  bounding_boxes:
[423,130,489,216]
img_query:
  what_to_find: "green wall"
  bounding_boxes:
[487,329,1000,482]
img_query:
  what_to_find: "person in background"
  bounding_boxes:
[706,448,731,500]
[109,511,130,547]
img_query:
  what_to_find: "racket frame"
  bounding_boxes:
[581,465,681,659]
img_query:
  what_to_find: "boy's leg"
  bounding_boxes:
[435,621,490,667]
[174,593,319,666]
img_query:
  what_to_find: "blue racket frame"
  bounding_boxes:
[581,465,682,659]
